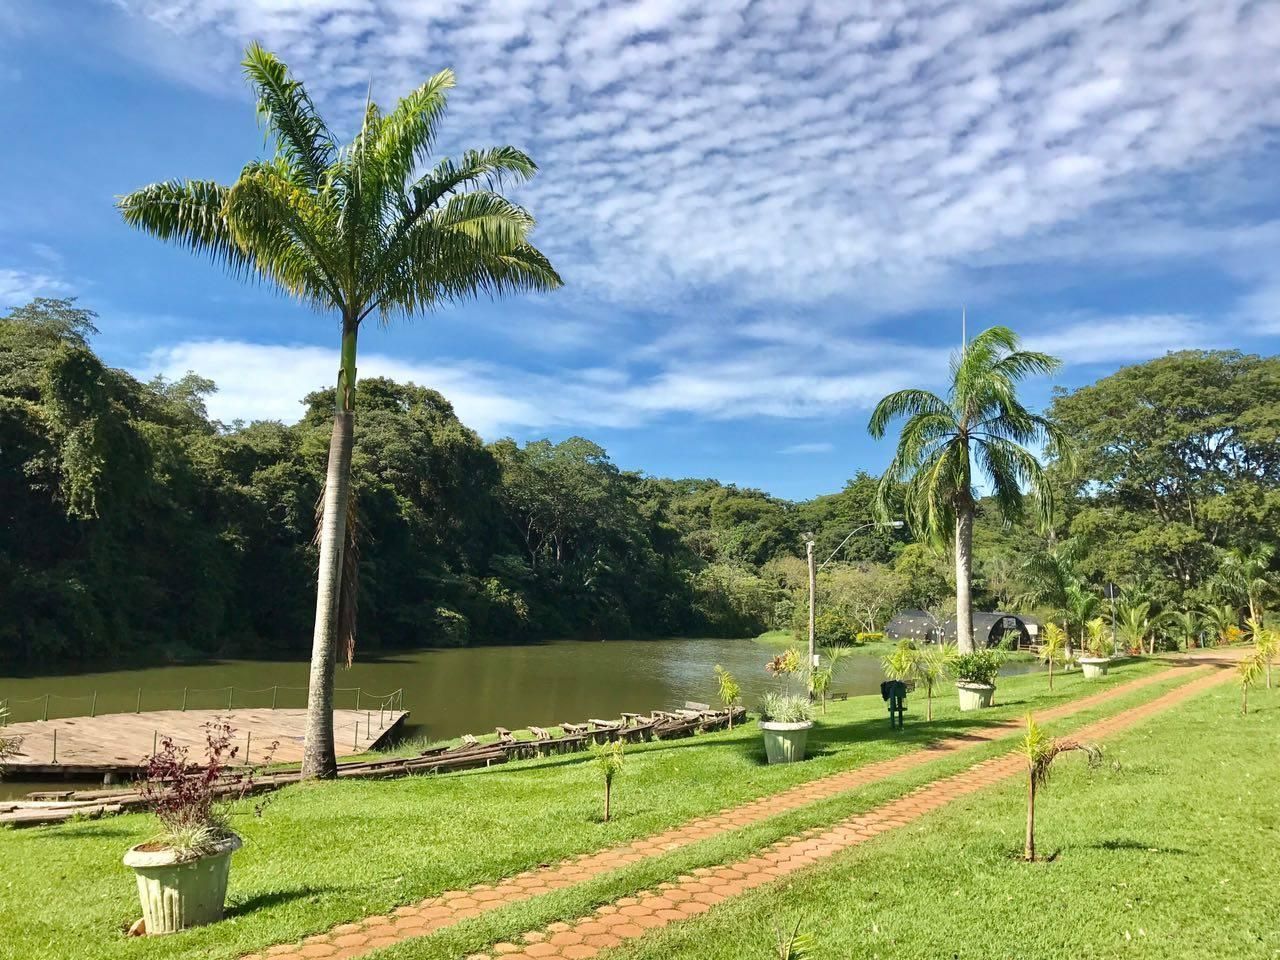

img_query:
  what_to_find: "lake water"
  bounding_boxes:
[0,637,1040,797]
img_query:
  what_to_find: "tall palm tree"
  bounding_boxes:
[870,327,1068,653]
[119,46,561,778]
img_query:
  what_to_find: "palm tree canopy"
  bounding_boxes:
[869,326,1069,545]
[1019,714,1101,789]
[118,43,561,328]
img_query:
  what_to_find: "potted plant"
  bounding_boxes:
[758,648,814,763]
[124,720,267,935]
[954,649,1002,710]
[1079,616,1112,679]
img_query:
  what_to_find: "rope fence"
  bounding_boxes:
[0,686,404,725]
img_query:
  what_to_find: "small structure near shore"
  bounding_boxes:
[886,610,1041,649]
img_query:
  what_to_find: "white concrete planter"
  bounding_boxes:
[1079,657,1111,680]
[760,720,813,764]
[123,833,241,934]
[956,681,996,711]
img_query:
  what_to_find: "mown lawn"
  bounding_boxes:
[0,660,1173,960]
[603,676,1280,960]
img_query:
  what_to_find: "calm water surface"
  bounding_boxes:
[0,637,1039,796]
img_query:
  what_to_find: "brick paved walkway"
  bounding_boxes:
[241,665,1207,960]
[478,666,1230,960]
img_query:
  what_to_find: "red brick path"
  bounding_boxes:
[242,665,1209,960]
[479,666,1230,960]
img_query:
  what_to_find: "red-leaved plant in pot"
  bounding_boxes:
[124,719,273,935]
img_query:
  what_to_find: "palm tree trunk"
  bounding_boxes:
[926,686,932,721]
[1024,773,1036,861]
[302,322,358,780]
[1048,660,1054,691]
[955,504,975,653]
[603,780,611,822]
[1241,684,1248,716]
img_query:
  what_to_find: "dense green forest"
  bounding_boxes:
[3,298,1278,667]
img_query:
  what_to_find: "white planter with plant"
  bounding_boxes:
[954,650,1002,711]
[124,720,266,935]
[759,693,814,763]
[758,649,814,763]
[1079,617,1112,680]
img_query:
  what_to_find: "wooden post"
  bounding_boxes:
[42,694,50,722]
[353,721,359,749]
[356,687,363,712]
[90,691,97,718]
[271,685,278,710]
[181,688,188,711]
[245,731,252,766]
[153,730,158,756]
[136,688,142,714]
[227,688,234,710]
[52,729,58,764]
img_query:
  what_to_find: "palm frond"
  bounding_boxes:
[370,69,456,190]
[242,42,336,188]
[116,179,251,277]
[867,388,951,438]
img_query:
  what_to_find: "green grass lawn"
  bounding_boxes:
[0,661,1173,960]
[602,677,1280,960]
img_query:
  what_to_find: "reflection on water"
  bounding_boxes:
[0,637,1040,796]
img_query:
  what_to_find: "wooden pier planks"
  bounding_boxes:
[0,707,408,775]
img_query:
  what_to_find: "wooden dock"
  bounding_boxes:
[0,707,408,778]
[1,705,744,827]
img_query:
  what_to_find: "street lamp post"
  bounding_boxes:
[806,520,905,675]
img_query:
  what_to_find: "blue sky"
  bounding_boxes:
[1,0,1278,500]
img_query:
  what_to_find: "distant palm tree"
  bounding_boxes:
[1038,622,1068,690]
[1064,585,1101,659]
[1018,714,1100,861]
[1201,603,1240,646]
[869,327,1068,653]
[119,45,561,778]
[1214,545,1276,625]
[1237,652,1265,715]
[1019,540,1105,658]
[1244,616,1276,689]
[1167,610,1202,652]
[1115,600,1163,655]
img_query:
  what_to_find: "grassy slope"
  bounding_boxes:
[605,677,1280,960]
[0,662,1167,960]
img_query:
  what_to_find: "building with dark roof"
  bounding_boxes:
[886,609,1042,648]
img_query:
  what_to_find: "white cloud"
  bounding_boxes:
[1025,315,1215,366]
[141,309,1189,437]
[0,267,68,308]
[109,0,1280,314]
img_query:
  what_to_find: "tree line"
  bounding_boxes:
[4,297,1277,669]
